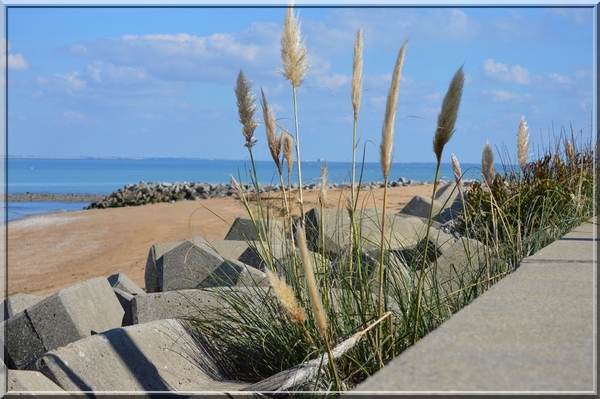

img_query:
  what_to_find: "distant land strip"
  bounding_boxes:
[3,193,106,202]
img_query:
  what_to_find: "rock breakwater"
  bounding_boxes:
[85,178,435,209]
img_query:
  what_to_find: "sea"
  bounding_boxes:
[5,157,486,222]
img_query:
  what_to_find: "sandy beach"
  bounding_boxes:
[7,184,435,297]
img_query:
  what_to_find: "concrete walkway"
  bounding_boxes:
[353,218,596,394]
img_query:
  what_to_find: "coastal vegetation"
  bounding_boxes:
[185,4,596,396]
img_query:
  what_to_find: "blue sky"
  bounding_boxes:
[5,4,596,164]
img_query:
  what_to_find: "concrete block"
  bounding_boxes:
[144,240,182,293]
[107,273,145,296]
[161,238,268,291]
[2,293,45,321]
[2,311,47,370]
[224,216,286,245]
[7,369,69,393]
[206,239,252,261]
[161,238,223,291]
[431,238,491,294]
[122,287,267,326]
[198,258,268,289]
[113,287,135,313]
[434,196,464,224]
[3,277,125,370]
[304,208,428,257]
[434,181,460,207]
[30,318,250,392]
[399,195,444,219]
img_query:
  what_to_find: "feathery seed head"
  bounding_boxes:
[234,70,259,148]
[230,174,244,198]
[279,2,310,88]
[283,132,294,176]
[318,163,328,206]
[433,65,465,163]
[451,154,465,197]
[265,269,306,324]
[517,116,531,170]
[380,39,408,179]
[481,142,496,187]
[352,26,363,121]
[566,140,575,164]
[295,226,328,340]
[260,88,282,172]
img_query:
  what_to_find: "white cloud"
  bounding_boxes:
[481,59,529,85]
[86,61,147,84]
[316,73,350,90]
[67,23,280,84]
[483,90,529,103]
[6,53,30,70]
[54,72,86,92]
[547,73,571,85]
[424,92,440,102]
[63,110,86,119]
[545,8,592,25]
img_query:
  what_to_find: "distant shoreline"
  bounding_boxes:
[4,193,105,202]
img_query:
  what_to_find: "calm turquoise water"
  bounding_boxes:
[6,157,485,221]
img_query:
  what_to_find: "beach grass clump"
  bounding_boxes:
[459,125,596,267]
[184,4,596,396]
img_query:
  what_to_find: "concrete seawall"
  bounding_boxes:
[351,217,597,394]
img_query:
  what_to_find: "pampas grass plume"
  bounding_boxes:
[279,1,310,88]
[318,163,328,206]
[482,142,496,187]
[265,269,306,324]
[235,70,259,148]
[352,26,363,122]
[566,140,575,165]
[296,226,328,340]
[433,65,465,163]
[380,39,408,179]
[260,88,282,172]
[517,116,531,170]
[451,153,465,197]
[283,133,294,177]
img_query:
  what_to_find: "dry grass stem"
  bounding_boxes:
[296,226,328,340]
[260,88,282,171]
[265,269,306,324]
[352,26,363,122]
[234,70,259,148]
[279,1,310,88]
[517,116,531,170]
[380,40,408,178]
[451,153,465,197]
[433,65,465,163]
[482,141,496,187]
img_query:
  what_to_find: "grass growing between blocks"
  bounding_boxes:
[183,4,596,397]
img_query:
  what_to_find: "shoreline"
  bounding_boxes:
[5,193,106,202]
